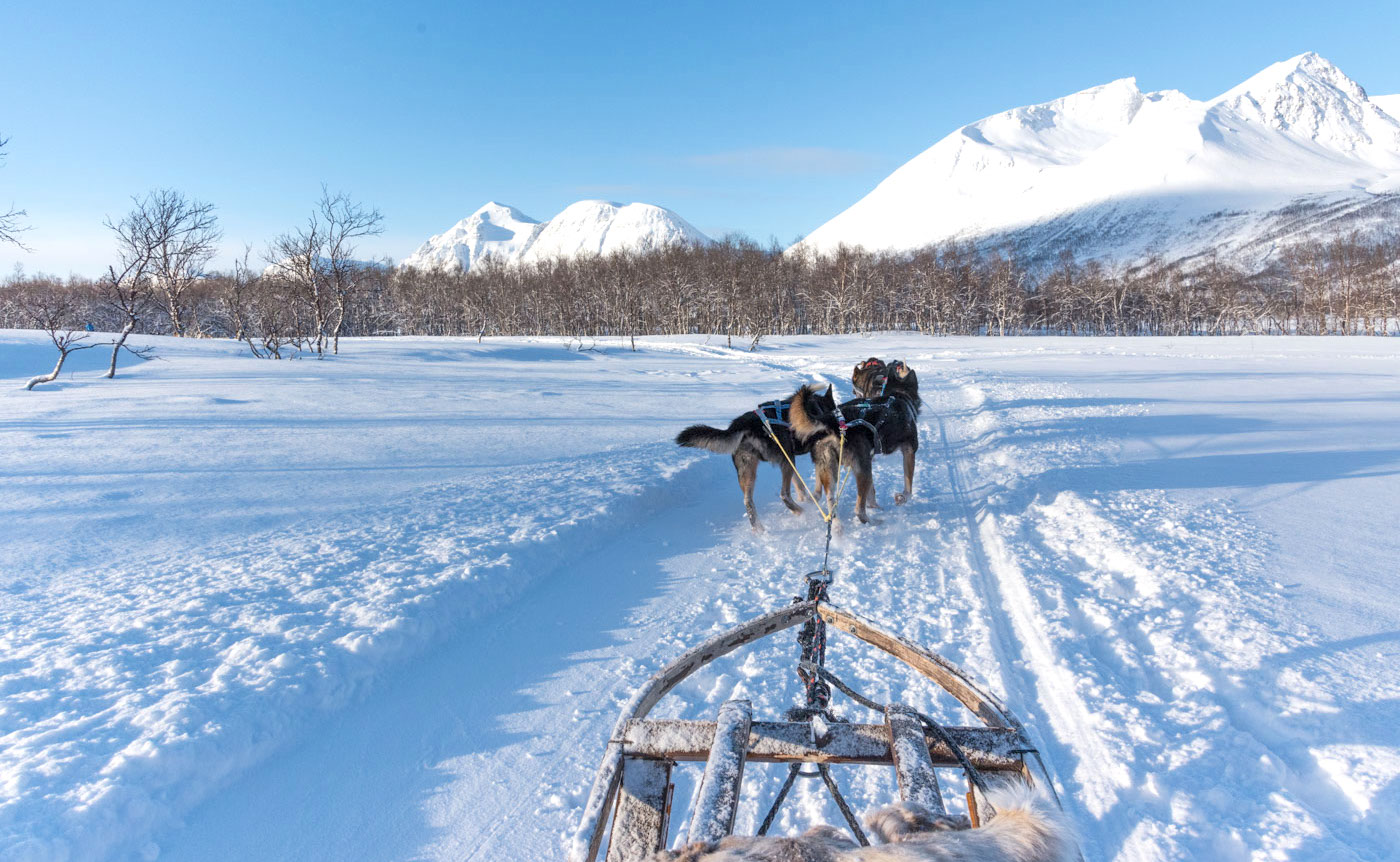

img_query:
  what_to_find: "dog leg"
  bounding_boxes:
[812,442,840,520]
[895,443,916,505]
[855,465,880,524]
[779,461,804,514]
[734,450,763,531]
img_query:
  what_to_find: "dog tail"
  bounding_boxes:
[787,384,830,443]
[676,424,744,455]
[976,781,1080,862]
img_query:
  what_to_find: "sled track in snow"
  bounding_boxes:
[929,386,1112,830]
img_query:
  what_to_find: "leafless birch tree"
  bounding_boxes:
[23,293,96,390]
[127,189,221,336]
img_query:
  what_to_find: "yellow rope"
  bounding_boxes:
[757,409,850,525]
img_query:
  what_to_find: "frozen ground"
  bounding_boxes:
[1,331,1398,862]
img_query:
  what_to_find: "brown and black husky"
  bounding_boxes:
[851,356,893,398]
[677,384,838,530]
[791,361,921,524]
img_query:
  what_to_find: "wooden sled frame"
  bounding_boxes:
[569,601,1057,861]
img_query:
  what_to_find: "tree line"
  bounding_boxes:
[4,188,1399,380]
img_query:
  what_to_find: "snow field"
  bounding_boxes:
[2,332,1398,861]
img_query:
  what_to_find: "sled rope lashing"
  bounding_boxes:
[751,567,877,845]
[569,602,1052,862]
[749,568,998,843]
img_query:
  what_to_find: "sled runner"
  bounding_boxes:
[569,597,1058,862]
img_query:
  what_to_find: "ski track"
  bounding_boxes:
[906,366,1393,862]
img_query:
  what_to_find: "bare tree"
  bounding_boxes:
[0,135,31,250]
[266,188,383,356]
[23,293,97,390]
[318,188,384,354]
[101,202,161,377]
[132,189,221,336]
[265,220,325,353]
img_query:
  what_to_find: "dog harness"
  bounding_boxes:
[840,394,914,452]
[752,399,791,428]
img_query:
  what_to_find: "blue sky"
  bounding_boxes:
[3,0,1399,275]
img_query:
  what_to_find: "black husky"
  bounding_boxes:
[676,384,838,530]
[791,361,921,524]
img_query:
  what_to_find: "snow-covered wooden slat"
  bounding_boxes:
[571,602,817,862]
[886,705,945,813]
[622,719,1023,769]
[686,700,753,844]
[606,757,671,862]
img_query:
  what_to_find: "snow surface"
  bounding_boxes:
[796,53,1400,271]
[400,200,710,271]
[1372,94,1400,122]
[3,331,1399,862]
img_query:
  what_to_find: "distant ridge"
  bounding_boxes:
[401,200,709,271]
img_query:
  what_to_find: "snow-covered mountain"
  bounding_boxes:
[400,202,543,272]
[796,53,1400,270]
[402,200,709,271]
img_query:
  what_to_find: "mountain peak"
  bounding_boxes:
[471,202,540,224]
[1210,52,1400,155]
[1215,52,1361,105]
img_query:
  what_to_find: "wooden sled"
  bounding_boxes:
[569,600,1058,861]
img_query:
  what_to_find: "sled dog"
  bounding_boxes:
[791,360,921,524]
[677,384,837,530]
[851,356,891,398]
[651,782,1078,862]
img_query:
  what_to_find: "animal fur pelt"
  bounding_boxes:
[650,783,1077,862]
[676,384,837,531]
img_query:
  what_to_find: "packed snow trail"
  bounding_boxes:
[2,333,1398,861]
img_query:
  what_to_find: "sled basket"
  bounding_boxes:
[569,601,1057,861]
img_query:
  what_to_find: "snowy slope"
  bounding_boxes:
[401,200,709,271]
[797,53,1400,270]
[4,332,1400,861]
[1372,93,1400,121]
